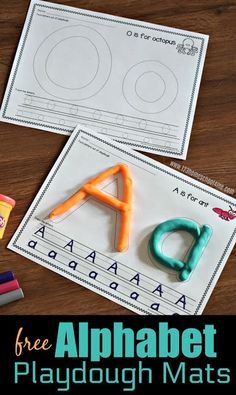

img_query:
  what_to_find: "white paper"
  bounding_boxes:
[0,0,208,159]
[8,126,236,315]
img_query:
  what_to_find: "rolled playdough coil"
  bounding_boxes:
[149,218,212,281]
[49,163,133,252]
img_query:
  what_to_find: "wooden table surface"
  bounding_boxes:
[0,0,235,314]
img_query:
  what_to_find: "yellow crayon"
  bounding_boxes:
[0,194,16,239]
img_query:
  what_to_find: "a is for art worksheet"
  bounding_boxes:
[0,0,208,159]
[8,126,236,315]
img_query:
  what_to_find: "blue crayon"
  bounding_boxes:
[0,271,15,284]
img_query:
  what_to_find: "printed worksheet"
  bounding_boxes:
[0,0,208,159]
[8,126,236,315]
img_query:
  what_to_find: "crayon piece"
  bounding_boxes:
[0,288,24,306]
[0,194,16,239]
[0,271,15,284]
[0,279,19,295]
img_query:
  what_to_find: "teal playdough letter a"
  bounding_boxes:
[149,218,212,281]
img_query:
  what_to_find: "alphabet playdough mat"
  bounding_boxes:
[8,126,236,315]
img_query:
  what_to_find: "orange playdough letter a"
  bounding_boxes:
[49,164,133,252]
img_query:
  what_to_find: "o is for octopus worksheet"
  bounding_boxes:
[0,0,208,158]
